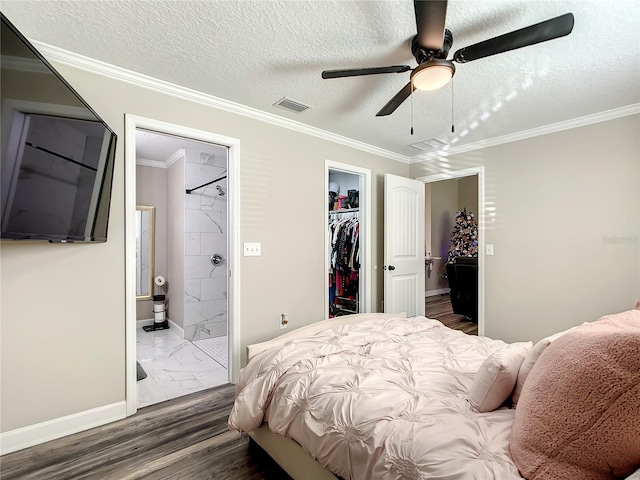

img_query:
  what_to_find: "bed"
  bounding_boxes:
[229,310,640,480]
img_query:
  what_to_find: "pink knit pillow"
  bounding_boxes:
[509,310,640,480]
[512,324,586,406]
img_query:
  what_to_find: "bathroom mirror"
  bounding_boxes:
[136,205,155,300]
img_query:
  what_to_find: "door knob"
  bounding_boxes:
[388,265,396,271]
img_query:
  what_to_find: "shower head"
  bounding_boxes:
[216,185,226,197]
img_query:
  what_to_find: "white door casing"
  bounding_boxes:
[384,173,425,317]
[325,160,372,318]
[416,167,485,336]
[124,114,241,416]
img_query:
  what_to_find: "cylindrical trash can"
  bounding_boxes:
[153,294,168,329]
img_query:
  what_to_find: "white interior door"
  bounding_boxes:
[384,174,425,317]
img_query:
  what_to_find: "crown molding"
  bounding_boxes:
[30,41,639,167]
[136,158,165,168]
[411,104,640,164]
[31,41,410,165]
[135,149,185,168]
[165,149,185,168]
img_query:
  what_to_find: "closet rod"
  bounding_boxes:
[328,208,359,215]
[186,174,227,194]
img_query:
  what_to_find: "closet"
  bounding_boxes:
[328,169,362,317]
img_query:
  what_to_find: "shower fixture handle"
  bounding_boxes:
[210,254,225,266]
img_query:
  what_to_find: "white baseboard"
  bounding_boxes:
[136,317,184,338]
[0,401,126,455]
[425,288,450,297]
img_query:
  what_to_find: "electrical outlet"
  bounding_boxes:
[280,313,289,329]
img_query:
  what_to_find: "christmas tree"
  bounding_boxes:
[447,208,478,262]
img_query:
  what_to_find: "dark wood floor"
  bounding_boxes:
[426,294,478,335]
[2,303,475,480]
[0,384,292,480]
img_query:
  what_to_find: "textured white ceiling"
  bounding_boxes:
[136,129,227,164]
[2,0,639,158]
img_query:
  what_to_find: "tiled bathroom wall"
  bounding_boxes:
[183,149,228,342]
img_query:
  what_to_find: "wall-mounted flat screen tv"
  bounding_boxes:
[1,13,117,242]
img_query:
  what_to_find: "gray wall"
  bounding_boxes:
[166,156,186,328]
[136,164,168,320]
[412,114,640,344]
[1,45,636,438]
[425,176,479,292]
[426,179,458,291]
[0,61,408,432]
[458,175,478,215]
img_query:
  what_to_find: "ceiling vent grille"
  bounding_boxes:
[409,138,449,151]
[273,97,311,113]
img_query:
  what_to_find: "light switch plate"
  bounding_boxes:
[244,242,261,256]
[486,244,494,256]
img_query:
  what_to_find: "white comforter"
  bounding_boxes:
[229,316,525,480]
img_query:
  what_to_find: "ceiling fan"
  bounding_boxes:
[321,1,574,117]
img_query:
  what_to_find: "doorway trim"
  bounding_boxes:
[325,160,372,318]
[124,114,241,416]
[415,166,485,336]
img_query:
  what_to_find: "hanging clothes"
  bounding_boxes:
[328,212,359,317]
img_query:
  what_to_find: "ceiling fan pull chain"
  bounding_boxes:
[410,81,414,135]
[451,78,455,134]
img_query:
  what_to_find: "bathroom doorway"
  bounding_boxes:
[124,115,241,416]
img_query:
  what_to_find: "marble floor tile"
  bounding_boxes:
[136,326,228,408]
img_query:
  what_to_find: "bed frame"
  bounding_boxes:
[244,312,407,480]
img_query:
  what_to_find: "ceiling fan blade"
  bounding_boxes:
[322,65,412,79]
[453,13,574,63]
[414,0,448,51]
[376,82,413,117]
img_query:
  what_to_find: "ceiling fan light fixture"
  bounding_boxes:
[411,60,455,91]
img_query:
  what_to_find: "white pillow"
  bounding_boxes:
[512,338,551,406]
[468,342,532,413]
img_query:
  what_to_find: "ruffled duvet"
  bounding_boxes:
[229,316,524,480]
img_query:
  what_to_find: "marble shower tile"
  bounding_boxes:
[185,163,224,188]
[185,278,201,303]
[200,233,226,256]
[184,300,226,328]
[184,318,227,342]
[203,320,227,338]
[185,209,224,234]
[185,232,201,255]
[201,277,227,301]
[200,186,227,212]
[185,193,201,209]
[185,255,214,280]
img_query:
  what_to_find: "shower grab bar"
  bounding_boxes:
[185,174,227,194]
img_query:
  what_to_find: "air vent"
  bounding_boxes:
[273,97,312,113]
[409,138,449,151]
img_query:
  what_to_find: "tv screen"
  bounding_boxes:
[1,13,117,242]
